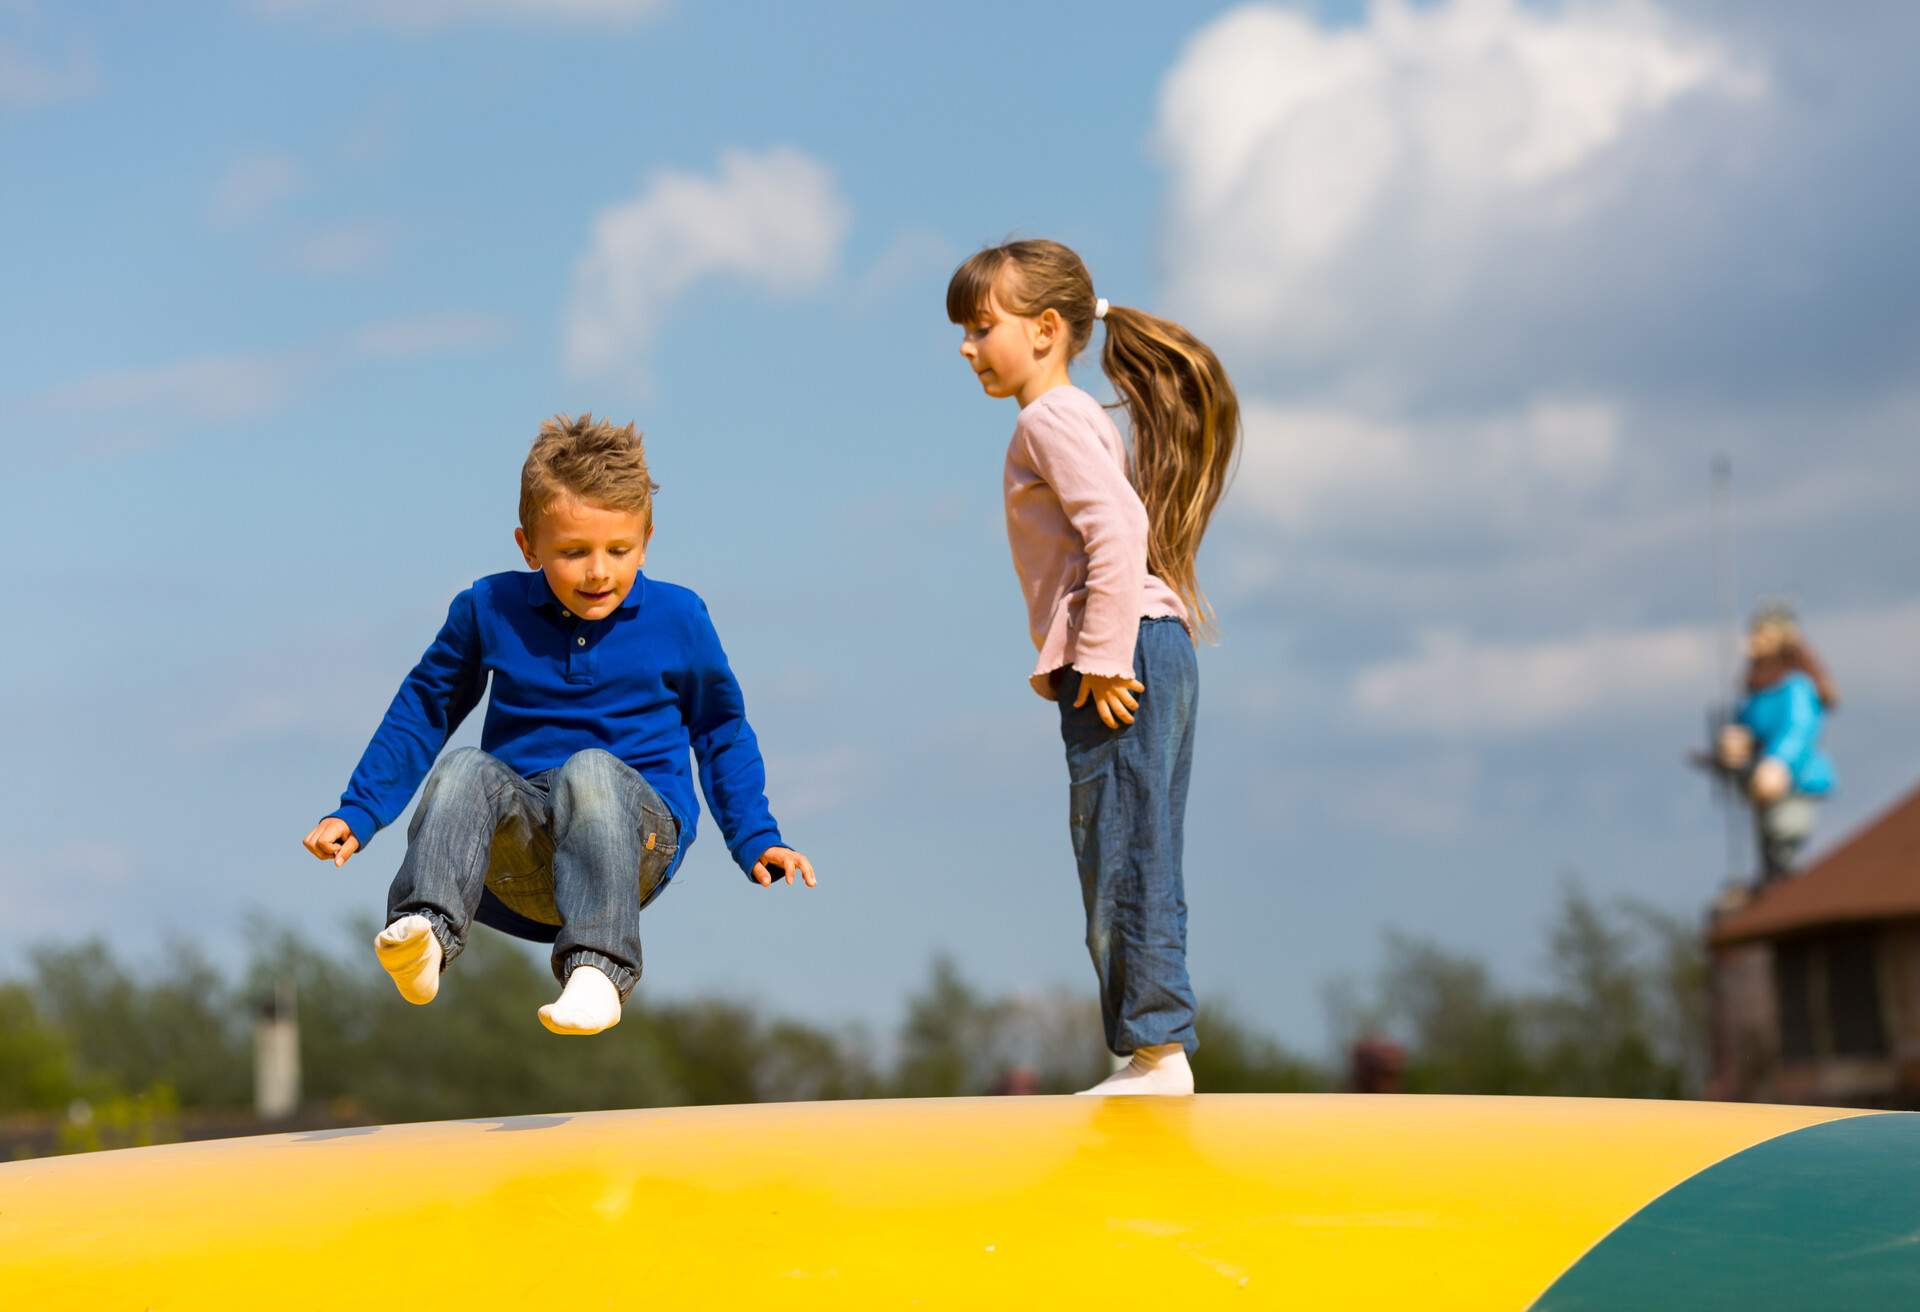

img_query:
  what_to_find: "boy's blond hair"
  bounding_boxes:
[520,413,659,532]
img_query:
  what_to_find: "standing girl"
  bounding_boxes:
[948,239,1239,1095]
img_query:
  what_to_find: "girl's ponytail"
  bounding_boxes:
[946,238,1242,636]
[1100,305,1240,639]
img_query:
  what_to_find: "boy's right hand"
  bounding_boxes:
[303,818,361,867]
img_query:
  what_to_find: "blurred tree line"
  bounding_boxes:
[1326,886,1708,1098]
[0,885,1704,1155]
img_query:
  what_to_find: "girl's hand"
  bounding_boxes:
[752,846,817,888]
[303,818,361,867]
[1029,673,1058,701]
[1075,673,1144,730]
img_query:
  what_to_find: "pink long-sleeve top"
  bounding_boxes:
[1004,385,1188,681]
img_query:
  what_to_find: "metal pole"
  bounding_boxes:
[1710,455,1745,881]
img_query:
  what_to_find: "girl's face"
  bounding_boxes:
[957,277,1060,402]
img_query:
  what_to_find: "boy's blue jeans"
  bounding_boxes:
[387,746,678,1000]
[1057,616,1200,1057]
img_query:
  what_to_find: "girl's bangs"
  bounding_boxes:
[946,250,1006,325]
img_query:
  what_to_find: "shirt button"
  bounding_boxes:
[576,637,586,647]
[561,610,570,618]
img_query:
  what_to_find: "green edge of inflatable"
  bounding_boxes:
[1538,1111,1920,1310]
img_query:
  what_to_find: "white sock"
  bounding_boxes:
[374,915,442,1005]
[1076,1043,1194,1096]
[538,965,622,1036]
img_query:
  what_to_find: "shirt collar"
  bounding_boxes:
[522,570,647,614]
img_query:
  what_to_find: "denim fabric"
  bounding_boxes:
[1056,616,1199,1056]
[386,746,678,999]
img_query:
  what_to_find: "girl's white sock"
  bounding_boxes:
[1076,1043,1194,1096]
[374,915,442,1005]
[538,965,622,1036]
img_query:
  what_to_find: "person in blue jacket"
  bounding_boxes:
[1716,602,1838,884]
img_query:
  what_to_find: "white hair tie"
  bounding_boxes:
[1094,297,1109,321]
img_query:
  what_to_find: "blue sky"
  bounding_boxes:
[4,0,1918,1054]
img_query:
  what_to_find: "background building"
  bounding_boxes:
[1709,784,1920,1108]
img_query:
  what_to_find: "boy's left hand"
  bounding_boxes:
[752,846,817,888]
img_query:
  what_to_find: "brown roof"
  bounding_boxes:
[1712,783,1920,945]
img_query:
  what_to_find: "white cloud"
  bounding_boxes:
[3,840,140,937]
[350,312,512,360]
[1353,622,1715,735]
[43,355,301,424]
[251,0,666,29]
[31,313,513,447]
[209,152,305,229]
[1155,0,1763,377]
[207,157,398,276]
[1215,381,1920,631]
[293,220,398,274]
[1233,395,1620,536]
[1155,1,1917,654]
[1821,599,1920,713]
[48,840,137,885]
[851,228,959,304]
[175,681,380,752]
[763,746,865,821]
[0,36,96,107]
[565,147,851,383]
[1352,597,1920,737]
[1257,751,1486,840]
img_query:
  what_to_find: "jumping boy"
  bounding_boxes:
[302,413,815,1035]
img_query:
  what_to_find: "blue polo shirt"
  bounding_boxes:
[328,570,784,890]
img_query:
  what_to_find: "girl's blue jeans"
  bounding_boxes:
[386,746,678,1001]
[1057,616,1200,1057]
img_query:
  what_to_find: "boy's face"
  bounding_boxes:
[514,494,652,622]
